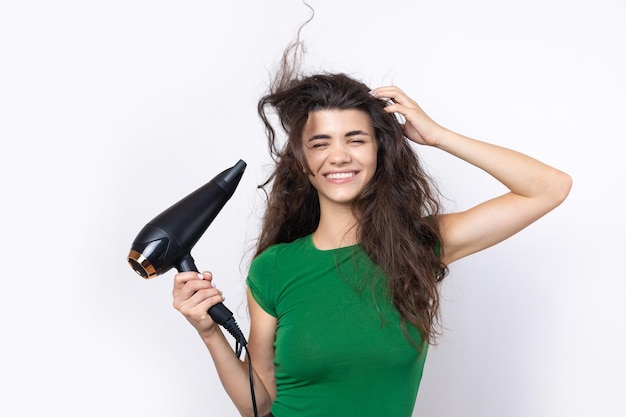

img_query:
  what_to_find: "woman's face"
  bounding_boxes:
[302,109,378,210]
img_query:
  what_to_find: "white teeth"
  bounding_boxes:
[326,172,355,179]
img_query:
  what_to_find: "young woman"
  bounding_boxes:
[172,62,572,417]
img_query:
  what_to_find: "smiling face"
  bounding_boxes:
[302,109,378,211]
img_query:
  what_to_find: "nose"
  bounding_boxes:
[328,142,350,165]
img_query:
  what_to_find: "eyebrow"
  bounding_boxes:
[346,130,370,137]
[307,130,371,142]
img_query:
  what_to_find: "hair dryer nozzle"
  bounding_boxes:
[127,159,246,279]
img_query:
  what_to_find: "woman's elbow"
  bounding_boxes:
[550,170,573,208]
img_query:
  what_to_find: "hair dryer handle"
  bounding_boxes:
[176,254,240,329]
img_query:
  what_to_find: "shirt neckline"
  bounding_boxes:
[306,233,360,253]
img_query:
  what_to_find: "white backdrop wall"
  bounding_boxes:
[1,1,624,416]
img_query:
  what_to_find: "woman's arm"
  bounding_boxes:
[371,86,572,265]
[172,272,277,417]
[431,132,571,264]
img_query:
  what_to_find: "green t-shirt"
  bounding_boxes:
[247,235,427,417]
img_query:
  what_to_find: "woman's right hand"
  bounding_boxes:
[172,271,225,337]
[371,86,445,147]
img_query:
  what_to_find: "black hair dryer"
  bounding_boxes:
[127,159,247,346]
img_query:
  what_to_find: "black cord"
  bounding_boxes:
[228,325,259,417]
[246,347,259,417]
[175,264,259,415]
[232,342,259,417]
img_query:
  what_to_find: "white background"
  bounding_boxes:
[1,1,624,416]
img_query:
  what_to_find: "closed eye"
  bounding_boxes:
[307,134,330,149]
[311,142,328,148]
[346,130,371,144]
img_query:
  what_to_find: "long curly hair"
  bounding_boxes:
[254,39,448,344]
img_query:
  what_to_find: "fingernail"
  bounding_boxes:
[369,90,378,97]
[211,282,216,288]
[197,273,204,280]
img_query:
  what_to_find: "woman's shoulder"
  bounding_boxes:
[248,235,313,286]
[253,234,312,264]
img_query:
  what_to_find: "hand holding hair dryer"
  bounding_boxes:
[127,159,247,346]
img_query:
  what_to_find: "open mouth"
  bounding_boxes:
[325,172,357,180]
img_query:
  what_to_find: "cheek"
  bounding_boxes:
[304,151,322,171]
[364,146,379,168]
[365,149,379,182]
[307,175,322,194]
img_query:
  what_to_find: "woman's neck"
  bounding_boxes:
[312,205,359,250]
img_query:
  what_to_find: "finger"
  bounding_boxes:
[188,295,224,322]
[178,289,226,319]
[372,87,418,109]
[200,271,213,282]
[371,86,406,99]
[174,284,224,314]
[174,271,203,286]
[382,102,414,118]
[371,85,404,95]
[173,272,211,299]
[188,286,225,307]
[173,269,214,292]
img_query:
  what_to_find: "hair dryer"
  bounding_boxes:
[127,159,247,346]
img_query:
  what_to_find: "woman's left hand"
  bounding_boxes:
[371,86,444,147]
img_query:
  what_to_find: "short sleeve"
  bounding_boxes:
[246,248,278,317]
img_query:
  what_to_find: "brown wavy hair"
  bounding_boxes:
[254,39,448,344]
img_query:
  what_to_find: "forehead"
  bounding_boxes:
[303,109,374,132]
